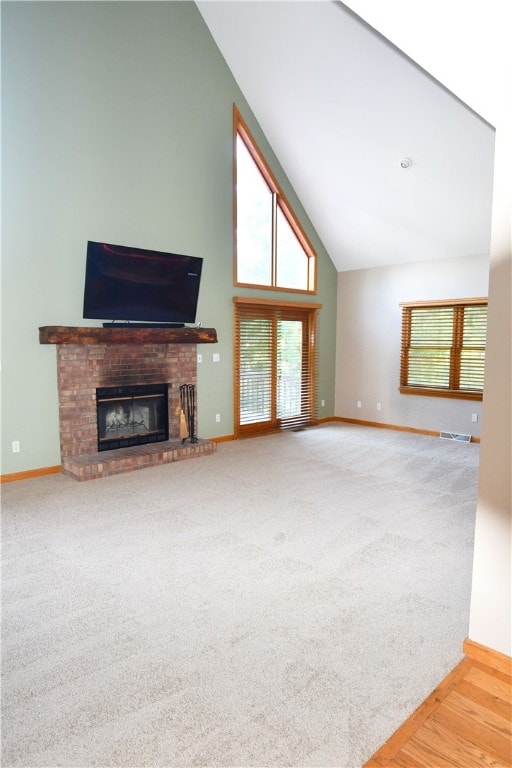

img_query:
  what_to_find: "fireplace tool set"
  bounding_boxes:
[179,383,197,443]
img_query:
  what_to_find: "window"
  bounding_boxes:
[234,298,320,436]
[234,105,316,293]
[400,298,487,400]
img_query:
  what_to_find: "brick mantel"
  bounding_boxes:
[39,325,217,345]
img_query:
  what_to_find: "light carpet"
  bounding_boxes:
[1,424,479,767]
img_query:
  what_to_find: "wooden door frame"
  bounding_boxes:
[233,297,322,438]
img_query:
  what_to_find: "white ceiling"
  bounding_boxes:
[196,0,496,272]
[342,0,511,129]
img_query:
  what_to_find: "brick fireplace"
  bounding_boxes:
[40,326,218,480]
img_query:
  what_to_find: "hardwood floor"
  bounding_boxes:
[365,640,512,768]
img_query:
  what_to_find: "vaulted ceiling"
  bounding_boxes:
[196,1,496,272]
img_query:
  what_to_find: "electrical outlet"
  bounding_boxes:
[212,353,220,363]
[215,413,221,423]
[376,402,381,411]
[12,440,20,453]
[197,353,203,363]
[472,413,479,423]
[321,399,325,407]
[357,401,362,408]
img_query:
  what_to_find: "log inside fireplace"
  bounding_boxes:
[96,383,169,452]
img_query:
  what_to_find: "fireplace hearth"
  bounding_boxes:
[96,383,168,451]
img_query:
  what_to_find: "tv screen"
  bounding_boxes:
[83,241,203,324]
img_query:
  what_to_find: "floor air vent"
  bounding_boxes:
[440,431,471,442]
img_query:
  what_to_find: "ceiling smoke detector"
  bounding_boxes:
[400,157,412,169]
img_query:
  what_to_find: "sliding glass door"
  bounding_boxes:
[234,299,320,437]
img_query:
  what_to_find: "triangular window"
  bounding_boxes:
[234,106,316,293]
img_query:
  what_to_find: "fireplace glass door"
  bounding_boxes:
[96,384,168,451]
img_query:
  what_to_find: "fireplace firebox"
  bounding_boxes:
[96,383,169,451]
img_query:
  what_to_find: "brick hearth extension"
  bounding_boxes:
[39,326,218,481]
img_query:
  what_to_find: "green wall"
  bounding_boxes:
[1,1,337,475]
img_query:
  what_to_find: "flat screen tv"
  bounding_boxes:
[83,241,203,325]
